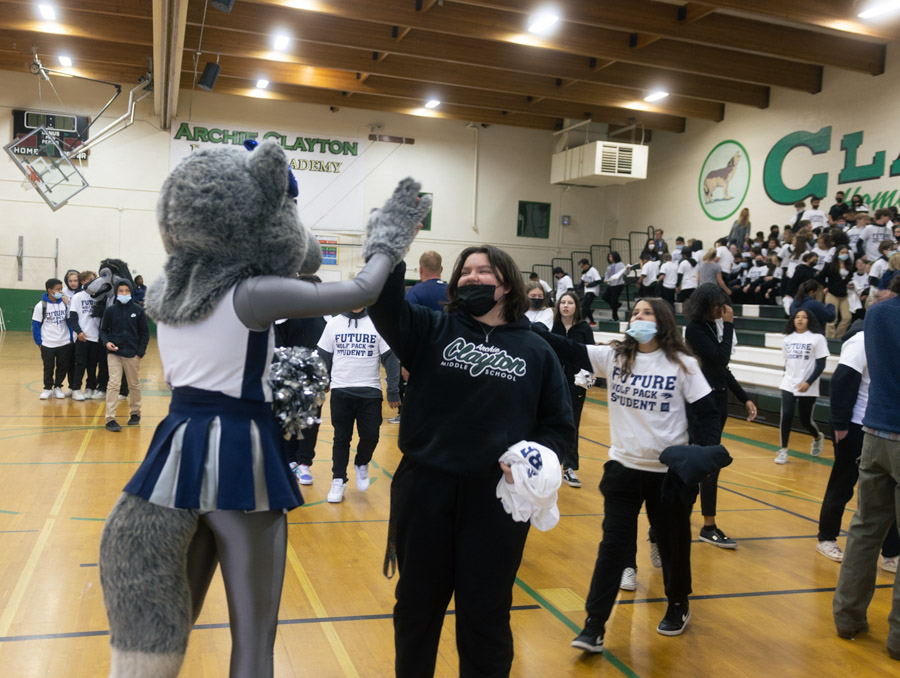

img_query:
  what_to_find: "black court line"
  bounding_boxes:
[0,605,541,643]
[719,485,818,524]
[578,435,611,449]
[616,584,893,605]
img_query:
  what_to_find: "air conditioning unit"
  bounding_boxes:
[551,141,648,187]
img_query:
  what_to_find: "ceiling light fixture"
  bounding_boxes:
[424,99,441,109]
[527,10,559,35]
[58,55,72,67]
[273,34,290,51]
[858,1,900,18]
[643,90,669,103]
[38,4,56,20]
[256,79,269,89]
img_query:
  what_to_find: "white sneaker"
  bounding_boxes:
[295,464,313,486]
[649,540,662,568]
[811,434,825,457]
[72,390,85,401]
[83,388,93,399]
[388,415,401,424]
[774,449,789,464]
[816,540,844,562]
[619,567,637,591]
[882,556,899,574]
[327,478,346,503]
[118,394,127,401]
[355,464,370,491]
[39,389,52,400]
[53,387,66,399]
[92,390,106,400]
[63,388,72,397]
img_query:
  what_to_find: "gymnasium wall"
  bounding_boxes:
[608,44,900,256]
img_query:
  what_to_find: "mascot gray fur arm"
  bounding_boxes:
[362,177,432,267]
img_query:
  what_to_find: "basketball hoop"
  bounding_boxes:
[20,167,39,192]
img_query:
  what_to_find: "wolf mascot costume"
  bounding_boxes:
[99,139,430,677]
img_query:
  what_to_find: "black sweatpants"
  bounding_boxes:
[602,285,624,321]
[660,285,676,309]
[391,457,530,678]
[699,389,729,517]
[330,391,382,481]
[584,461,693,631]
[677,288,695,303]
[563,384,585,471]
[72,339,104,391]
[818,422,900,557]
[582,291,597,323]
[40,344,74,390]
[779,390,820,448]
[285,405,321,466]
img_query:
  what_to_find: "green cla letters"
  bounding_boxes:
[763,127,830,204]
[838,131,885,183]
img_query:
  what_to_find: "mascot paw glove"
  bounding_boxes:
[362,178,433,266]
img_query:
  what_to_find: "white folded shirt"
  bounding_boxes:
[496,440,562,531]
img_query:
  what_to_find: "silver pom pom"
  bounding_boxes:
[269,346,329,438]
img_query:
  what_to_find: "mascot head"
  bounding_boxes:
[145,140,321,325]
[86,258,134,318]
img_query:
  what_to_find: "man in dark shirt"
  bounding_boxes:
[405,250,448,312]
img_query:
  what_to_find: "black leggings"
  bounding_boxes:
[602,285,624,320]
[779,390,820,449]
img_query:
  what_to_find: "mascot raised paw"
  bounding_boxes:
[99,139,431,678]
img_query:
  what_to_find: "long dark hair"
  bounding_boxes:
[553,290,583,326]
[608,251,622,264]
[784,308,823,335]
[609,298,694,378]
[793,279,820,303]
[684,283,729,323]
[525,281,548,309]
[828,247,851,276]
[446,246,528,323]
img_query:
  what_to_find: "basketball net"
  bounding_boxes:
[20,166,40,192]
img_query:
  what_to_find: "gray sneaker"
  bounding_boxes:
[811,434,825,457]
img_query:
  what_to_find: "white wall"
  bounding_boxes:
[0,69,615,289]
[612,44,900,250]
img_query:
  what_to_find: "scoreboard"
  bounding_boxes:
[11,110,90,159]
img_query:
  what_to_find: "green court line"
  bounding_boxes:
[514,577,640,678]
[70,517,105,522]
[0,509,20,515]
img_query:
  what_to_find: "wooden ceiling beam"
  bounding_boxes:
[0,1,152,46]
[4,0,153,20]
[0,53,147,87]
[236,0,821,90]
[447,0,884,74]
[0,29,152,66]
[182,26,725,121]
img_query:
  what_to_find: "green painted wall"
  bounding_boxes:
[0,289,157,334]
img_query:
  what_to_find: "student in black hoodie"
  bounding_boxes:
[552,290,594,489]
[99,281,150,432]
[368,245,575,678]
[683,284,757,549]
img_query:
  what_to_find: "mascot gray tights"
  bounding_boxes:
[98,140,431,677]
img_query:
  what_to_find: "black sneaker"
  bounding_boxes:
[105,420,122,432]
[698,525,737,549]
[657,601,690,636]
[127,415,141,426]
[571,625,604,653]
[563,468,582,488]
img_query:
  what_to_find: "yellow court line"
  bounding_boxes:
[286,542,360,678]
[0,404,103,637]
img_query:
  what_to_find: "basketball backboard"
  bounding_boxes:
[4,127,89,211]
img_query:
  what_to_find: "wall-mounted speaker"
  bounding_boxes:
[211,0,235,13]
[198,62,220,91]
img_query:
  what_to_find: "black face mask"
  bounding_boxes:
[528,298,544,310]
[835,197,843,202]
[456,284,500,317]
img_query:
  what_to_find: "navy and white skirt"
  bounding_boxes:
[124,387,303,512]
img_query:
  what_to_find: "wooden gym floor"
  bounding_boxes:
[0,332,896,677]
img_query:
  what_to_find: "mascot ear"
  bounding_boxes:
[246,140,291,205]
[299,231,322,274]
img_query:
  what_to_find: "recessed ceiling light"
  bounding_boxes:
[273,34,290,51]
[38,4,56,20]
[58,55,72,67]
[858,1,900,18]
[643,91,669,103]
[424,99,441,109]
[527,11,559,35]
[256,79,269,89]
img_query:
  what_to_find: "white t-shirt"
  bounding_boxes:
[659,261,678,289]
[581,266,601,291]
[862,223,893,260]
[802,208,828,232]
[671,247,684,263]
[716,245,734,273]
[677,259,698,290]
[640,260,660,284]
[69,290,100,342]
[870,257,889,282]
[850,271,869,293]
[837,332,869,426]
[780,331,830,397]
[585,345,711,472]
[846,225,865,251]
[811,246,832,271]
[317,314,390,391]
[556,275,574,300]
[525,308,554,330]
[32,298,72,348]
[538,279,553,295]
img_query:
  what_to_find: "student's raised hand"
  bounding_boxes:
[722,305,734,323]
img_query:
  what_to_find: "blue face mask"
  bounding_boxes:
[117,294,132,304]
[51,291,62,300]
[740,262,749,268]
[625,320,658,344]
[838,253,849,261]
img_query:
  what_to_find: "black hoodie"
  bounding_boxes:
[99,280,150,358]
[369,263,575,475]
